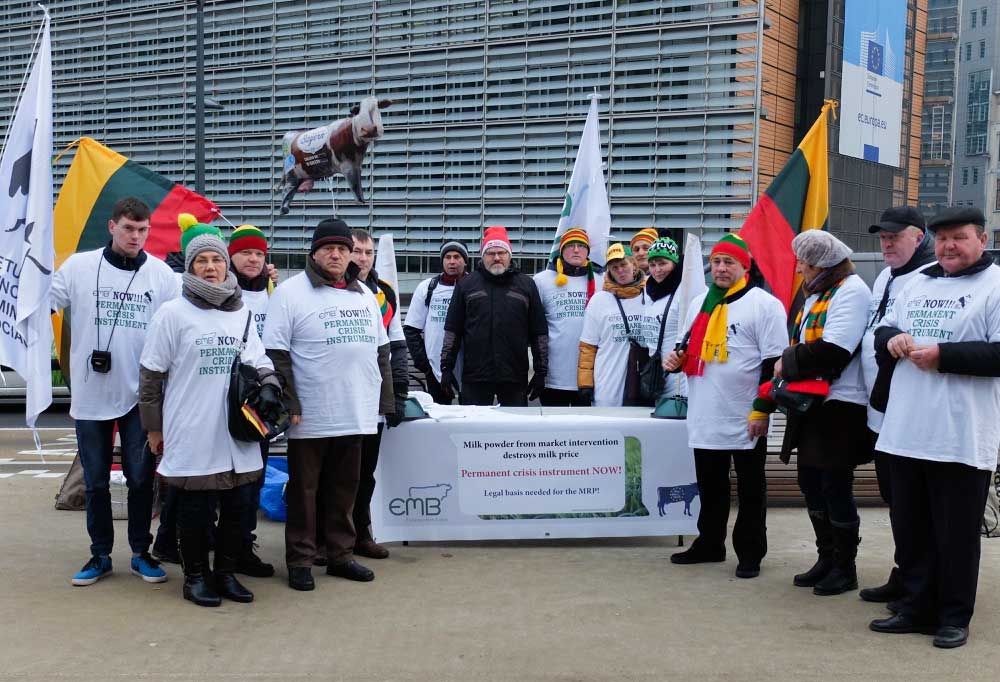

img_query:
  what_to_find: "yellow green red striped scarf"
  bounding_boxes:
[793,279,845,343]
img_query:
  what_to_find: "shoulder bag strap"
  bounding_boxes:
[613,295,639,343]
[654,292,675,355]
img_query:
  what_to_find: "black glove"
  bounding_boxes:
[425,373,441,394]
[578,387,594,406]
[257,384,284,420]
[527,373,546,402]
[440,370,457,402]
[386,393,407,428]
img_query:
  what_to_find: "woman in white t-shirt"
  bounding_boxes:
[642,237,686,400]
[770,230,873,598]
[578,243,647,407]
[139,224,281,608]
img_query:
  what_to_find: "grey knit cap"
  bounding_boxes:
[185,233,231,273]
[441,241,470,263]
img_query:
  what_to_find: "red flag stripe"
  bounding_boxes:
[739,194,797,313]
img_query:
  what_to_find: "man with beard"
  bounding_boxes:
[441,226,549,406]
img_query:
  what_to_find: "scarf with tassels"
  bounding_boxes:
[555,257,597,302]
[682,276,748,376]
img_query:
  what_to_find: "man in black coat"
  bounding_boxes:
[440,225,549,406]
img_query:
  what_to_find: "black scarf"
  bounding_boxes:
[922,253,994,279]
[872,233,937,324]
[305,255,362,290]
[232,262,270,292]
[102,242,147,271]
[644,263,682,302]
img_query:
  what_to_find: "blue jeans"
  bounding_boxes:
[75,405,154,556]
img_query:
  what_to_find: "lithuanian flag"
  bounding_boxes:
[738,101,835,313]
[53,136,218,269]
[51,137,218,363]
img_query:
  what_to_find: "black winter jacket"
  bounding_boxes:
[441,262,549,385]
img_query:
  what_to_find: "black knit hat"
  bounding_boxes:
[311,218,353,255]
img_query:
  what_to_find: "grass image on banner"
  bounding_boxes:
[738,101,835,314]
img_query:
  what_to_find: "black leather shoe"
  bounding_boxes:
[859,576,905,603]
[735,563,760,579]
[869,614,935,635]
[355,540,390,560]
[670,546,725,565]
[152,542,181,565]
[886,600,902,614]
[215,572,254,603]
[183,574,222,607]
[793,558,834,587]
[326,559,375,582]
[313,555,328,567]
[288,566,315,591]
[235,549,275,578]
[933,626,969,649]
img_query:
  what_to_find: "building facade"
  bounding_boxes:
[919,0,960,219]
[0,0,925,277]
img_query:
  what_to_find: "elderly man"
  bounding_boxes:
[263,218,394,591]
[663,234,787,579]
[869,207,1000,649]
[441,225,549,406]
[858,207,935,604]
[533,228,603,406]
[404,241,469,404]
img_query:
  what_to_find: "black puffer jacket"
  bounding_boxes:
[441,262,548,385]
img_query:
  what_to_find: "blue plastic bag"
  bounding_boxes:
[259,464,288,522]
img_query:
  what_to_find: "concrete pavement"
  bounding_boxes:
[0,472,997,681]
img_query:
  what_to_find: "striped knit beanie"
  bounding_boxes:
[555,228,591,286]
[710,233,751,270]
[629,228,658,250]
[228,224,268,256]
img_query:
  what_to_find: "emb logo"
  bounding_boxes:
[389,484,452,517]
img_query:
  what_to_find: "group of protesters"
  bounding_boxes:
[55,195,999,649]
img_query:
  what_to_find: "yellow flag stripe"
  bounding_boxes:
[797,102,831,232]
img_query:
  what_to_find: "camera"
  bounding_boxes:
[90,350,112,373]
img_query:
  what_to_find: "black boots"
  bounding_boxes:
[179,527,221,608]
[794,512,834,587]
[860,567,905,603]
[813,521,860,596]
[214,524,254,603]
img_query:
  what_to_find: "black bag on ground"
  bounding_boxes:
[228,311,290,442]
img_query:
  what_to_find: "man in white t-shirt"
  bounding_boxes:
[404,241,469,403]
[858,207,935,605]
[663,234,787,579]
[263,218,394,592]
[533,228,603,406]
[50,197,178,587]
[869,207,1000,649]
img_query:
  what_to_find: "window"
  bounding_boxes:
[980,40,986,59]
[967,70,991,155]
[983,7,989,25]
[972,9,977,28]
[963,167,969,185]
[973,167,979,184]
[995,179,1000,211]
[966,43,972,61]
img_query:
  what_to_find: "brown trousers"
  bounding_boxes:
[285,435,362,568]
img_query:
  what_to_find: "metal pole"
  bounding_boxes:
[195,0,206,194]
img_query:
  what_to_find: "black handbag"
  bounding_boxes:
[614,296,653,407]
[639,291,676,404]
[228,311,290,443]
[768,377,828,417]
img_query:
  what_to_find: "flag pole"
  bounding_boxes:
[0,7,48,160]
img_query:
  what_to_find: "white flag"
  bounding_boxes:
[674,233,708,346]
[375,233,399,296]
[551,96,612,266]
[0,13,54,428]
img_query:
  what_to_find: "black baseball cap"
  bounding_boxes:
[867,206,926,234]
[927,206,987,233]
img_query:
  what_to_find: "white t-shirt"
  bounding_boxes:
[861,263,934,431]
[533,268,605,391]
[643,289,687,397]
[241,287,271,341]
[50,248,179,420]
[875,264,1000,471]
[263,272,389,439]
[404,276,462,384]
[579,290,648,407]
[794,274,870,406]
[682,287,788,450]
[140,298,271,477]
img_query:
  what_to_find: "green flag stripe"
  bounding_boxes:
[763,148,809,234]
[76,160,174,253]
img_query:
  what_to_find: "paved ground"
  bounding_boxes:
[1,437,998,681]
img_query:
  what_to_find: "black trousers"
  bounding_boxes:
[888,453,990,627]
[242,441,269,545]
[797,465,858,526]
[873,450,900,570]
[352,424,384,543]
[539,387,590,407]
[691,438,768,564]
[460,381,527,407]
[175,483,252,566]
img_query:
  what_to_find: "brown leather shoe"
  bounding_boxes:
[354,540,390,559]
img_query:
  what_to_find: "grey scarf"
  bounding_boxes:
[182,271,243,311]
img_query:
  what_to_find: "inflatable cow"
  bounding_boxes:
[279,96,392,214]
